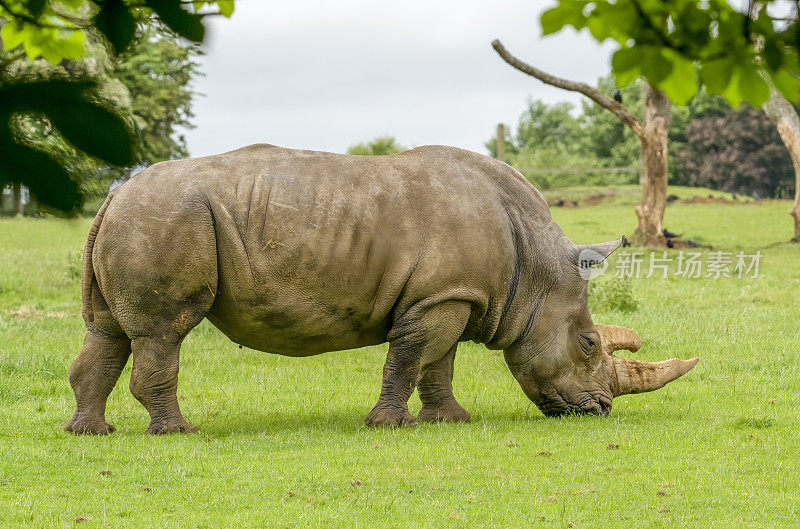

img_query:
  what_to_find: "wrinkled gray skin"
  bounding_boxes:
[65,144,696,435]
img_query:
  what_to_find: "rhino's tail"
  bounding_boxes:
[81,194,112,325]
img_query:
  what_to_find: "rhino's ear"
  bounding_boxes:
[573,238,624,276]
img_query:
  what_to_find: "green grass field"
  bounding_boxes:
[1,187,798,528]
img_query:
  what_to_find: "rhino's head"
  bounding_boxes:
[503,238,698,417]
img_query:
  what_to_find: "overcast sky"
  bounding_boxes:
[184,0,614,158]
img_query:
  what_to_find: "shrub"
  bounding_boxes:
[588,277,639,312]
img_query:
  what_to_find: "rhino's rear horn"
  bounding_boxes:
[596,325,642,355]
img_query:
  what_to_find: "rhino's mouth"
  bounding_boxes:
[534,390,613,417]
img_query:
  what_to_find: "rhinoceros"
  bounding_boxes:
[65,144,698,434]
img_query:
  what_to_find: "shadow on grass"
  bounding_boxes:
[180,408,621,437]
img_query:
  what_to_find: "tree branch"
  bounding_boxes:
[491,39,643,138]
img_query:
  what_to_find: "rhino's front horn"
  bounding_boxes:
[596,325,699,396]
[612,356,699,396]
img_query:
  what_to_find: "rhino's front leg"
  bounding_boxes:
[366,301,471,428]
[417,345,471,423]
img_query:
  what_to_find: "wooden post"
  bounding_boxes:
[12,183,24,216]
[496,123,506,162]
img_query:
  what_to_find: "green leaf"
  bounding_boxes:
[48,101,135,166]
[216,0,234,17]
[0,138,83,215]
[541,2,585,35]
[611,47,642,86]
[0,80,135,166]
[762,38,784,73]
[93,0,137,54]
[59,0,87,8]
[25,0,47,18]
[0,20,27,50]
[54,29,86,60]
[771,68,800,104]
[700,58,735,95]
[638,47,673,86]
[147,0,205,42]
[586,2,636,43]
[720,69,744,108]
[737,65,770,107]
[654,51,697,105]
[1,19,85,63]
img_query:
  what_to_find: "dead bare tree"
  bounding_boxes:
[492,39,671,244]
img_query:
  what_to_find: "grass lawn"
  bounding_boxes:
[1,186,798,528]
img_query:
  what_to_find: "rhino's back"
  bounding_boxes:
[109,144,543,355]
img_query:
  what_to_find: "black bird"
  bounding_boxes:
[688,240,701,248]
[613,89,623,103]
[666,238,674,249]
[621,234,631,247]
[662,228,681,239]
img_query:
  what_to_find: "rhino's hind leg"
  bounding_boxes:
[366,301,471,428]
[417,345,471,423]
[130,336,198,434]
[66,329,132,435]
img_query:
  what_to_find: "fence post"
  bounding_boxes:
[496,123,505,162]
[12,183,24,216]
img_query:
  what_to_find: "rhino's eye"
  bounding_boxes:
[579,334,597,355]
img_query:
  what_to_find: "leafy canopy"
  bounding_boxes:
[540,0,800,107]
[0,1,233,61]
[3,21,202,209]
[0,0,234,214]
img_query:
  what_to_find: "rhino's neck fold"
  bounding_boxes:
[482,205,567,350]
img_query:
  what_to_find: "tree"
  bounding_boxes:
[347,136,406,156]
[1,21,201,213]
[539,0,800,108]
[114,25,200,168]
[492,40,672,244]
[537,0,800,241]
[673,105,794,199]
[578,76,642,168]
[0,0,234,215]
[762,89,800,241]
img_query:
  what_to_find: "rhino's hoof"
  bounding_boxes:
[65,413,116,435]
[365,406,418,428]
[418,402,471,423]
[145,418,199,435]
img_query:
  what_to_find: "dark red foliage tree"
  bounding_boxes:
[673,106,795,199]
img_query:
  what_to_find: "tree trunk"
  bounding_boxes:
[762,88,800,242]
[12,183,24,216]
[634,84,671,243]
